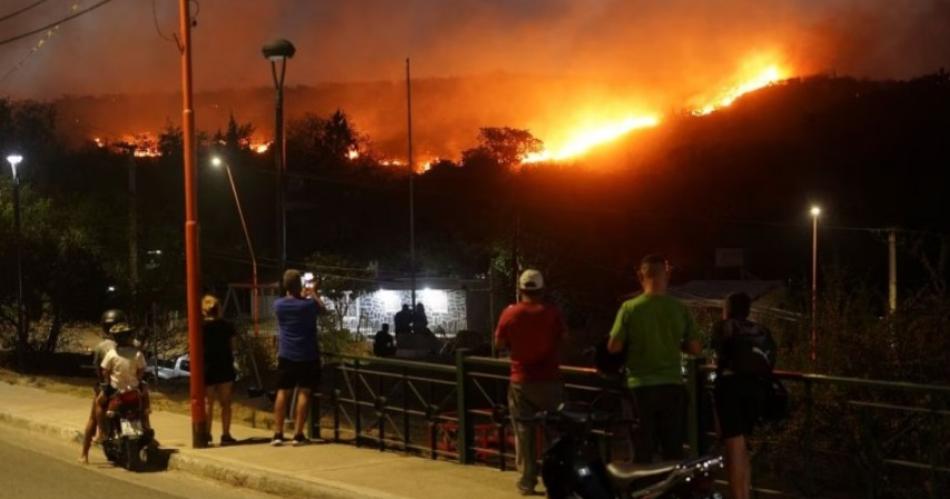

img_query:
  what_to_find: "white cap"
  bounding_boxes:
[518,269,544,291]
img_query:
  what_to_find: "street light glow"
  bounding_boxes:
[6,154,23,177]
[810,206,821,217]
[210,156,223,168]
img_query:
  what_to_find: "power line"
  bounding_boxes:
[0,1,79,83]
[0,0,50,24]
[150,0,176,44]
[0,0,114,47]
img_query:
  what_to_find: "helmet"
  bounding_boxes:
[108,322,136,342]
[101,309,128,335]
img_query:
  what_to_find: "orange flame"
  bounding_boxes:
[522,114,661,164]
[692,63,787,115]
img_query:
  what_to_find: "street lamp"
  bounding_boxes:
[5,154,24,359]
[262,38,295,275]
[809,205,821,362]
[211,156,259,337]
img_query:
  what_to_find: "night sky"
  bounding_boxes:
[2,0,950,99]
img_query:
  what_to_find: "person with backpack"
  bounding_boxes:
[711,292,778,499]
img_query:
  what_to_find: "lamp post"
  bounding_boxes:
[809,205,821,362]
[211,156,259,337]
[262,38,295,274]
[6,154,24,358]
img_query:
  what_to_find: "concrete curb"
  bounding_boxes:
[0,411,405,499]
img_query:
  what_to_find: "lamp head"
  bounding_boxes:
[210,156,223,168]
[6,154,23,178]
[262,38,296,61]
[810,206,822,217]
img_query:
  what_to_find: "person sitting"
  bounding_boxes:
[373,323,397,357]
[97,321,149,434]
[79,309,121,464]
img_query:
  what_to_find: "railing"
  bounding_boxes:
[313,350,950,499]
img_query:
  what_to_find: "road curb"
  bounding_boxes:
[0,410,404,499]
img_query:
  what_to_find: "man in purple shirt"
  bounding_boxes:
[272,269,327,446]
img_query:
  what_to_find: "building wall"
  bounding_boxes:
[337,289,468,335]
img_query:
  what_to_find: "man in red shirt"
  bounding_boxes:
[495,269,566,495]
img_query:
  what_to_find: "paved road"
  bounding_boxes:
[0,424,279,499]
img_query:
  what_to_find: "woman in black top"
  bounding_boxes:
[712,292,774,499]
[202,295,237,445]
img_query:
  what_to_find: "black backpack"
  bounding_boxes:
[715,319,777,376]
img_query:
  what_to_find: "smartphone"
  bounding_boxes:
[302,272,316,290]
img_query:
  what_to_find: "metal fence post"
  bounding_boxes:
[686,357,700,458]
[804,379,815,496]
[455,348,471,464]
[354,358,362,448]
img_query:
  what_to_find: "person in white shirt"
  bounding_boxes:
[97,322,150,432]
[79,309,122,464]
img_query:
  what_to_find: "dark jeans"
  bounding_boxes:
[631,383,687,463]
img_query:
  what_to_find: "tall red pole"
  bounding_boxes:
[178,0,207,448]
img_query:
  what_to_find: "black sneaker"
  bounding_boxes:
[292,433,308,447]
[220,434,237,446]
[517,483,537,496]
[270,433,285,447]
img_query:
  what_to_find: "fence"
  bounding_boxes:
[310,351,950,499]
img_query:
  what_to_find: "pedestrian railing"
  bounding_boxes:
[313,350,950,499]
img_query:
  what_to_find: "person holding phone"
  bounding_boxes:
[271,269,327,446]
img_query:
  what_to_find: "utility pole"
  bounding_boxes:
[406,57,416,308]
[809,206,821,363]
[888,229,898,314]
[511,211,520,302]
[488,264,496,358]
[128,155,139,306]
[177,0,207,448]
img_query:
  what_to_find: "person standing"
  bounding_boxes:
[495,269,566,495]
[712,292,777,499]
[272,269,326,446]
[607,254,702,463]
[201,295,238,445]
[393,305,412,335]
[412,303,429,335]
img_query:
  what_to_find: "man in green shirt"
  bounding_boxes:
[608,254,702,463]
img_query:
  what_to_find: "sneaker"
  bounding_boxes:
[292,433,308,447]
[270,433,285,447]
[220,434,237,446]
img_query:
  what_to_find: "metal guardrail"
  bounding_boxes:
[313,351,950,499]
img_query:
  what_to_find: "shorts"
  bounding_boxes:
[276,357,321,391]
[205,364,237,387]
[714,374,763,439]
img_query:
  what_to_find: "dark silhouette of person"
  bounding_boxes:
[394,304,412,335]
[373,324,397,357]
[413,303,429,335]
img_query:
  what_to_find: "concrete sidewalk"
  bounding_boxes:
[0,381,523,499]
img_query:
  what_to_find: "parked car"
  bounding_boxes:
[145,354,190,381]
[145,354,242,382]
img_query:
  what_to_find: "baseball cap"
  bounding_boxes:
[518,269,544,291]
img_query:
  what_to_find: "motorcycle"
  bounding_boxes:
[534,404,724,498]
[102,388,156,471]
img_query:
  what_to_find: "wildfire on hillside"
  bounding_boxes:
[521,58,789,165]
[88,57,791,168]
